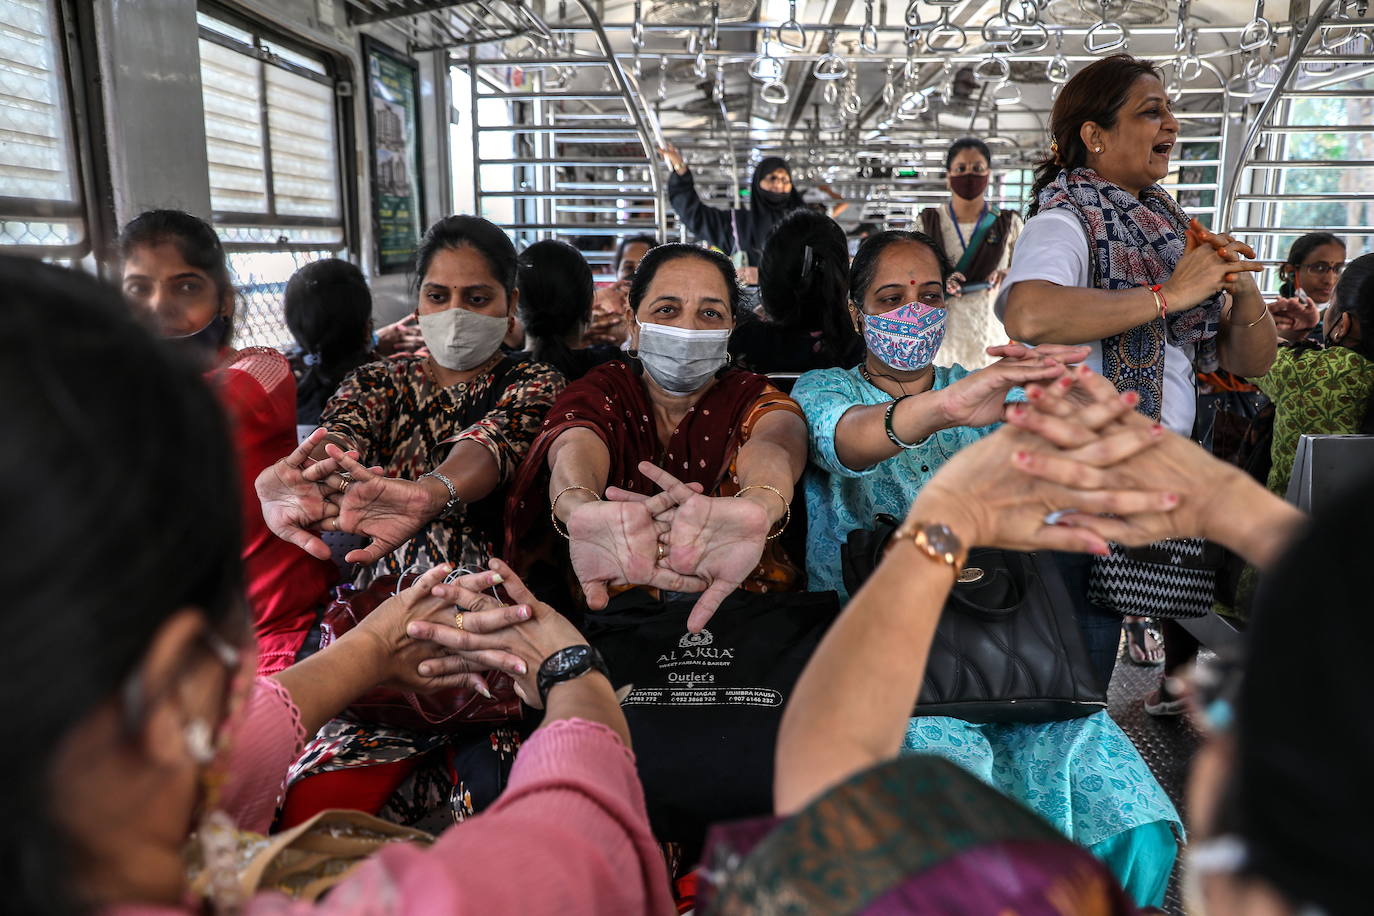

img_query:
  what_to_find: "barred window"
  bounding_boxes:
[197,9,348,350]
[0,0,86,256]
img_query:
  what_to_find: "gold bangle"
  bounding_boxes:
[1240,304,1270,329]
[551,485,600,539]
[735,484,791,540]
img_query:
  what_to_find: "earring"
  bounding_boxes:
[184,718,215,765]
[1094,147,1103,153]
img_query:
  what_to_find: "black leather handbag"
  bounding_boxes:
[841,514,1106,724]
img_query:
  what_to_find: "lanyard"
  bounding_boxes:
[949,202,990,252]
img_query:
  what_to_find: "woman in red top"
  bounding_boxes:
[119,210,334,675]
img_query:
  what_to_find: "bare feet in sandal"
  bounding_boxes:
[1123,616,1165,667]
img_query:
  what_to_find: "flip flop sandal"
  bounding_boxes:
[1144,685,1190,718]
[1123,618,1165,667]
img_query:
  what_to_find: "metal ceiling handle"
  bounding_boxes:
[814,29,848,80]
[1239,0,1273,51]
[927,8,967,53]
[692,29,708,79]
[1046,27,1070,83]
[903,0,922,28]
[859,0,879,52]
[778,0,807,50]
[974,54,1011,84]
[1175,0,1191,52]
[761,79,790,105]
[1177,30,1203,83]
[1084,0,1129,53]
[994,81,1021,107]
[1319,1,1354,51]
[750,29,784,81]
[982,13,1022,46]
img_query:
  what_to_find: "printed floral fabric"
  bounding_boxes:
[901,711,1183,851]
[321,354,564,575]
[862,301,948,372]
[1253,343,1374,496]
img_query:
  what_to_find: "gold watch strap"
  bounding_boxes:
[887,519,967,572]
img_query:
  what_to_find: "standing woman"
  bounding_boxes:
[997,54,1275,709]
[661,144,805,273]
[919,137,1023,371]
[120,210,335,676]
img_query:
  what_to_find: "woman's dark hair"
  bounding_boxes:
[517,239,594,374]
[1028,54,1164,215]
[628,243,742,317]
[1325,252,1374,434]
[759,209,861,364]
[414,215,517,296]
[1238,470,1374,915]
[284,258,374,422]
[0,256,243,913]
[614,234,659,272]
[849,230,953,305]
[945,137,992,172]
[1279,232,1345,297]
[118,209,235,336]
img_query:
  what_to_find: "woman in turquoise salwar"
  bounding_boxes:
[789,229,1182,908]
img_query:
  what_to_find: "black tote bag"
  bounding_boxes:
[842,514,1105,724]
[582,589,841,850]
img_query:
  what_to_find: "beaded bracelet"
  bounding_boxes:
[736,484,791,540]
[551,485,600,539]
[884,396,922,449]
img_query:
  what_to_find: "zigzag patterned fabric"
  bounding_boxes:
[1087,538,1217,619]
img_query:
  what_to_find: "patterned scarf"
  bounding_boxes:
[1036,167,1222,420]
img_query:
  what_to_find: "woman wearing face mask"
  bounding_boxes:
[661,145,805,272]
[257,215,565,579]
[119,210,336,677]
[998,54,1275,717]
[789,230,1183,908]
[505,244,808,634]
[1,256,673,916]
[1269,232,1347,344]
[918,137,1023,371]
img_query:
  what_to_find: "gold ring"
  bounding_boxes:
[338,477,352,494]
[657,542,666,560]
[454,612,465,631]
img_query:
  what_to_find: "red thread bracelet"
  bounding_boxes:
[1149,284,1168,321]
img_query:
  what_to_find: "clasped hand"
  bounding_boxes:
[567,461,774,633]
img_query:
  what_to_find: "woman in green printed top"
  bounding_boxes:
[1253,252,1374,498]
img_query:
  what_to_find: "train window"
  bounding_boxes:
[0,0,88,258]
[197,8,347,349]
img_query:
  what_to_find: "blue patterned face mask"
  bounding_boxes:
[863,300,947,371]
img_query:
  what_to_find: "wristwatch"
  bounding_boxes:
[886,519,967,572]
[536,645,611,705]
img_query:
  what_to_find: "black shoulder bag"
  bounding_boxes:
[841,514,1106,724]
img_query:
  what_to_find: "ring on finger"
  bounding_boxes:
[1043,508,1081,526]
[338,477,352,494]
[657,542,666,560]
[454,612,465,631]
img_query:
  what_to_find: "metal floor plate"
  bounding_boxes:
[1106,644,1208,916]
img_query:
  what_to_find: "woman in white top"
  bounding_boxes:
[920,137,1022,371]
[997,53,1275,711]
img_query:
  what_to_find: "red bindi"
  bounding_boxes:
[910,280,917,285]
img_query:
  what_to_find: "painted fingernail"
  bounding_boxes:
[1122,391,1139,406]
[1009,403,1027,418]
[490,573,504,584]
[1077,364,1092,376]
[1013,450,1030,463]
[1027,386,1043,400]
[477,684,494,700]
[517,605,531,620]
[1057,375,1074,389]
[1151,423,1165,436]
[514,661,527,675]
[1164,493,1180,507]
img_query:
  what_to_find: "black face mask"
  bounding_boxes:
[169,313,230,357]
[758,188,790,206]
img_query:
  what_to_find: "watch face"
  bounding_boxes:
[923,523,960,557]
[547,645,588,675]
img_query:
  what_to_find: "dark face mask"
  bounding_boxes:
[170,313,230,357]
[949,173,990,201]
[758,188,791,206]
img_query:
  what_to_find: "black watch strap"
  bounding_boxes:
[536,645,610,705]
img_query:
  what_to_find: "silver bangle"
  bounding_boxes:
[420,470,461,519]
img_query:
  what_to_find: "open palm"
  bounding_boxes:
[254,428,336,561]
[568,500,705,609]
[666,493,772,632]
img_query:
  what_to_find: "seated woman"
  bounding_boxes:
[254,215,564,826]
[1269,231,1346,344]
[517,239,620,380]
[789,229,1181,907]
[730,209,865,374]
[284,257,378,428]
[0,255,672,915]
[587,234,657,347]
[119,209,335,676]
[705,367,1313,915]
[257,214,565,577]
[506,243,808,633]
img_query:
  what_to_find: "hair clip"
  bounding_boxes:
[801,245,815,277]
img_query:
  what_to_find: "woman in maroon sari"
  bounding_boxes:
[506,244,808,631]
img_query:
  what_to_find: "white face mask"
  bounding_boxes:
[634,319,731,394]
[417,307,508,371]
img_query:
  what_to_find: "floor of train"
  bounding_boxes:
[1107,643,1206,916]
